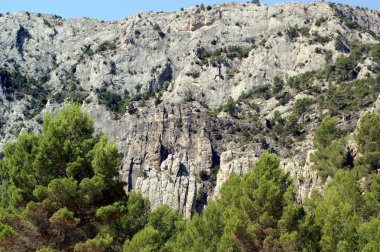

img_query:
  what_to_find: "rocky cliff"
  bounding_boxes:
[1,1,379,217]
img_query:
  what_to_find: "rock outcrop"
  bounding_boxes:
[0,2,380,215]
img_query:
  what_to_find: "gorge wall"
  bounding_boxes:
[1,1,380,217]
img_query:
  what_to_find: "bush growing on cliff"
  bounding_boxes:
[223,97,237,116]
[96,41,116,52]
[315,17,328,27]
[272,75,284,94]
[286,26,300,41]
[293,98,314,123]
[195,45,252,67]
[318,75,380,115]
[0,67,49,117]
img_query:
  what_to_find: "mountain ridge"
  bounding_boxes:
[0,1,380,216]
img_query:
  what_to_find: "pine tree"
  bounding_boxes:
[0,105,147,251]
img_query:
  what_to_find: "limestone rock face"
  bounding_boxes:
[0,2,379,215]
[117,103,212,216]
[213,137,323,204]
[214,149,258,198]
[133,154,197,218]
[283,150,323,204]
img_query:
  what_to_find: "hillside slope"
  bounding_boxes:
[0,1,379,216]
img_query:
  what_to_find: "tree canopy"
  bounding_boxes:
[0,105,148,251]
[1,106,380,252]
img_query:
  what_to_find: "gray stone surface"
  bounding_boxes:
[0,2,379,215]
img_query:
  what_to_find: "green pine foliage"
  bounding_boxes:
[196,45,252,67]
[164,111,380,251]
[272,75,284,94]
[355,111,380,172]
[123,205,182,251]
[165,152,304,251]
[0,67,50,119]
[310,170,361,251]
[311,117,349,180]
[1,107,380,252]
[0,104,148,251]
[313,117,344,148]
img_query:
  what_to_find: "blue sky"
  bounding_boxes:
[0,1,378,21]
